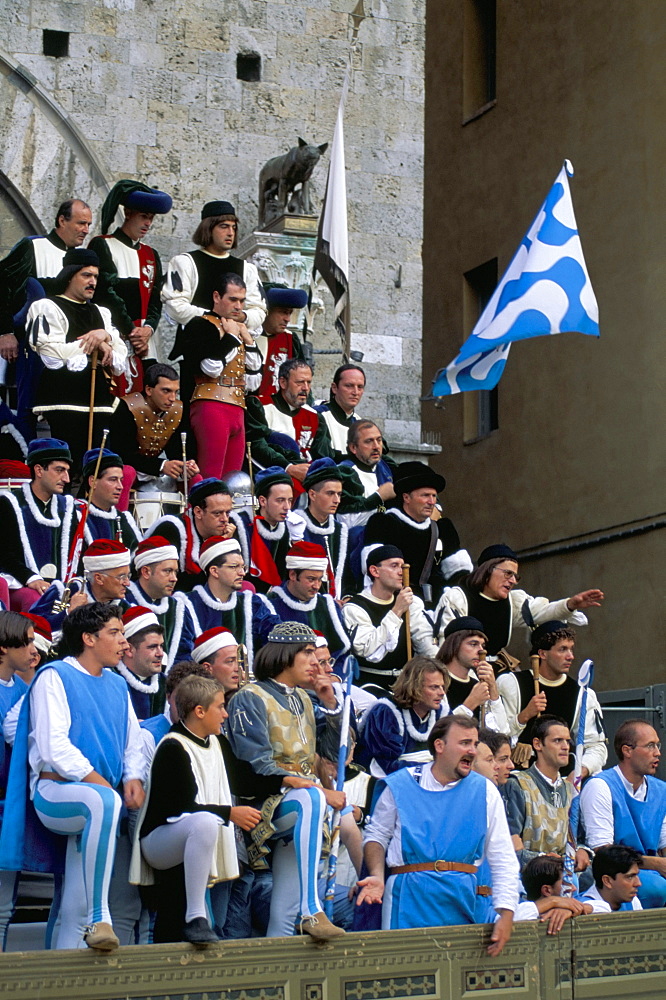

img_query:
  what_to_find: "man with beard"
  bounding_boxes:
[245,359,333,488]
[357,715,518,952]
[126,536,196,669]
[580,719,666,909]
[26,248,127,472]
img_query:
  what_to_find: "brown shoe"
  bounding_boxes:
[84,922,120,951]
[299,911,346,941]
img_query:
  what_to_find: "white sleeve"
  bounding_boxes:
[2,695,24,747]
[484,781,520,913]
[30,671,94,780]
[579,777,615,849]
[123,696,147,783]
[514,900,539,921]
[362,784,397,852]
[410,596,439,657]
[496,671,525,739]
[161,253,205,326]
[27,301,84,365]
[484,695,511,735]
[244,342,263,393]
[433,587,468,645]
[343,601,402,662]
[574,687,608,776]
[242,260,267,334]
[510,589,588,633]
[98,305,128,375]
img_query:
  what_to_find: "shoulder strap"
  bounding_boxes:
[418,520,439,590]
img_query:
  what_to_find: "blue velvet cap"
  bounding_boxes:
[124,188,172,214]
[303,457,342,490]
[266,287,308,309]
[188,477,230,507]
[81,448,123,479]
[255,465,293,498]
[26,438,72,467]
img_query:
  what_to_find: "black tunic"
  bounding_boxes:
[346,592,409,690]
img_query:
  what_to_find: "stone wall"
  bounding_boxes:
[0,0,427,451]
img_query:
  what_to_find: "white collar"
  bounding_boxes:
[195,584,238,611]
[89,503,119,520]
[302,511,336,536]
[128,581,170,614]
[388,508,431,531]
[256,518,286,541]
[22,483,60,526]
[271,584,318,612]
[116,660,160,693]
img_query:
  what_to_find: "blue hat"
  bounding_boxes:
[303,457,342,490]
[26,438,72,467]
[124,188,172,215]
[188,477,230,507]
[81,448,123,479]
[255,466,293,498]
[266,286,308,310]
[201,200,236,220]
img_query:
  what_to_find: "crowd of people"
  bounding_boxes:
[0,180,658,956]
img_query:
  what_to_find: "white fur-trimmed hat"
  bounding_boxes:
[192,627,237,663]
[199,536,242,571]
[285,541,328,572]
[133,535,179,570]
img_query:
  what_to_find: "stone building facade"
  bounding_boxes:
[0,0,428,455]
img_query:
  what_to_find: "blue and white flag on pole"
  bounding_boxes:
[429,160,599,397]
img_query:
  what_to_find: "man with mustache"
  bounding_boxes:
[338,420,396,528]
[357,714,519,953]
[245,359,334,490]
[0,197,93,439]
[26,248,127,473]
[89,181,173,383]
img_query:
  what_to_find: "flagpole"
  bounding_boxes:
[563,658,594,895]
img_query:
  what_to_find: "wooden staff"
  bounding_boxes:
[531,654,541,716]
[402,563,412,660]
[478,648,488,727]
[181,432,188,511]
[87,348,99,452]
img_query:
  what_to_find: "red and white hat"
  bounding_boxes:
[312,630,329,649]
[199,536,242,571]
[192,627,238,663]
[122,605,161,640]
[285,541,328,572]
[82,539,131,573]
[22,613,52,656]
[133,535,179,570]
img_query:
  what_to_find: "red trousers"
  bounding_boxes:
[190,400,246,480]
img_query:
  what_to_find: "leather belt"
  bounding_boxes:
[476,885,492,896]
[389,860,478,875]
[39,770,67,782]
[194,375,245,387]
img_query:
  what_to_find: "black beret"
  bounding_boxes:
[201,200,236,220]
[477,543,518,566]
[443,616,486,638]
[366,544,404,568]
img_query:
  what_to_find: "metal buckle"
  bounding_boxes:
[434,860,448,872]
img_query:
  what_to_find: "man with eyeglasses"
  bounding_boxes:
[580,718,666,909]
[180,537,279,670]
[498,621,607,778]
[31,539,132,633]
[504,715,592,877]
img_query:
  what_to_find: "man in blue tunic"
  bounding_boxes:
[580,718,666,908]
[357,715,519,954]
[0,603,145,951]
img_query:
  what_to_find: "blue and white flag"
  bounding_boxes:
[429,160,599,397]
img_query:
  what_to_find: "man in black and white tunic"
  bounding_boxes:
[26,248,127,472]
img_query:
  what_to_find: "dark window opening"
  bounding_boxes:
[463,258,499,442]
[43,30,70,59]
[236,53,261,82]
[462,0,496,121]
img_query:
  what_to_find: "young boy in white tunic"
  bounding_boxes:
[132,676,267,945]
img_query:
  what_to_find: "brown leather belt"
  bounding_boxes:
[476,885,492,896]
[389,860,478,876]
[194,375,245,388]
[39,770,67,783]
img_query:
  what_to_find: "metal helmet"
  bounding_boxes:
[223,469,255,509]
